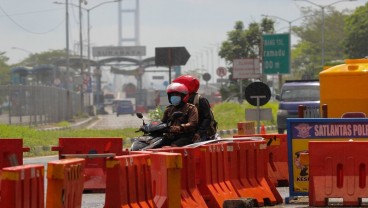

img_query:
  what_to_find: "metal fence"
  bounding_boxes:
[0,85,86,126]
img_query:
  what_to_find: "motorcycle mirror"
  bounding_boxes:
[136,112,143,119]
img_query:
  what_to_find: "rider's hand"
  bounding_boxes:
[170,126,182,133]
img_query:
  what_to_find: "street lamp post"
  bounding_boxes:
[86,0,121,75]
[11,47,36,66]
[294,0,356,67]
[55,0,121,74]
[66,0,70,90]
[79,0,85,80]
[54,0,121,91]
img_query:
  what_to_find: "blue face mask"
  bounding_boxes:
[170,96,181,106]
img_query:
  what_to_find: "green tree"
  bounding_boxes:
[218,19,274,100]
[0,52,10,85]
[291,7,351,79]
[19,49,67,66]
[344,3,368,58]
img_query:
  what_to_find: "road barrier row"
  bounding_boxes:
[105,153,155,208]
[0,137,284,207]
[309,141,368,207]
[46,158,85,208]
[0,138,30,168]
[150,147,208,208]
[52,137,124,191]
[227,141,283,206]
[0,158,85,208]
[234,134,289,187]
[0,164,44,208]
[104,140,283,207]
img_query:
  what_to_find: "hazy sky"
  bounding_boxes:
[0,0,365,67]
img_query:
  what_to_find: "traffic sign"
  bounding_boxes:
[163,81,169,87]
[216,67,227,77]
[262,33,290,74]
[92,46,146,57]
[202,73,211,81]
[233,58,260,79]
[244,82,271,106]
[155,47,190,66]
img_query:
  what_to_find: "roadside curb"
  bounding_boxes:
[37,117,97,131]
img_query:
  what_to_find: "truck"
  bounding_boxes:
[275,80,320,134]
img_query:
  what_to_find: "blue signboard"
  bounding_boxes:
[287,118,368,199]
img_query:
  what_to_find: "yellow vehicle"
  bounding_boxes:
[319,58,368,118]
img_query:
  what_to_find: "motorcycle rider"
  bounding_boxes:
[160,82,199,147]
[173,75,217,142]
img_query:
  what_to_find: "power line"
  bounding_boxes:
[0,8,62,18]
[0,3,64,35]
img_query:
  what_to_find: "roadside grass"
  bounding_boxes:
[212,101,278,130]
[0,101,278,157]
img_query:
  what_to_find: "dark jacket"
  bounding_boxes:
[187,93,216,138]
[162,102,198,131]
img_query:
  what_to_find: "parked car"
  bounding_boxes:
[114,99,135,116]
[276,80,320,134]
[104,93,115,105]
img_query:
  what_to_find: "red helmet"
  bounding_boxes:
[166,82,189,103]
[173,75,200,94]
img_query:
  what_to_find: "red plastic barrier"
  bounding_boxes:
[0,138,30,168]
[150,147,208,208]
[150,152,183,208]
[196,143,239,208]
[309,141,368,207]
[228,140,283,206]
[0,164,44,208]
[46,158,85,208]
[105,154,154,208]
[51,137,123,191]
[234,134,289,186]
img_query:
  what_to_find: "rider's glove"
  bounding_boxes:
[170,126,182,133]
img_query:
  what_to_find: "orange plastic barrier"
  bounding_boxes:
[234,134,289,187]
[51,137,123,191]
[309,141,368,207]
[0,164,44,208]
[196,143,239,208]
[150,152,182,208]
[46,158,85,208]
[0,138,30,168]
[228,140,283,206]
[105,154,154,208]
[150,147,208,208]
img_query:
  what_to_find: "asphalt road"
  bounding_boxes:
[86,106,143,130]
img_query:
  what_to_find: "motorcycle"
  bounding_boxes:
[130,111,183,151]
